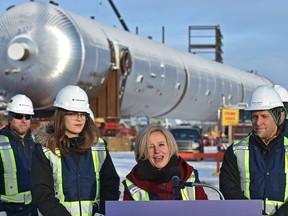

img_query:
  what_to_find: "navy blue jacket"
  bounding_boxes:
[31,139,120,216]
[220,131,288,215]
[0,125,38,216]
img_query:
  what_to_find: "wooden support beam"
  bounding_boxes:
[90,69,120,118]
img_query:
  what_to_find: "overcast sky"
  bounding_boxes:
[1,0,287,89]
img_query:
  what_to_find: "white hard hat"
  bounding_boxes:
[273,84,288,102]
[6,94,34,115]
[245,85,284,111]
[53,85,90,113]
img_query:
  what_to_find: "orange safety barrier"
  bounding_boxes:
[179,152,224,176]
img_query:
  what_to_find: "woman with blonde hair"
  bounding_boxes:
[123,124,207,201]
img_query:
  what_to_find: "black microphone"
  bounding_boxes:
[171,167,182,200]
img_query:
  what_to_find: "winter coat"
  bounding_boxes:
[31,123,120,216]
[220,131,288,216]
[123,155,208,200]
[0,125,38,216]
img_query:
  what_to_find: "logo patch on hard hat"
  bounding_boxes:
[72,99,86,102]
[19,103,30,107]
[251,102,262,105]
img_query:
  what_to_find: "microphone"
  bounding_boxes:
[170,167,182,200]
[181,182,225,200]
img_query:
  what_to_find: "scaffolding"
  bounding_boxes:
[188,25,223,63]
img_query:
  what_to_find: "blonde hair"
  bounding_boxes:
[134,124,178,162]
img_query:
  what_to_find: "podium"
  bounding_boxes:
[106,200,262,216]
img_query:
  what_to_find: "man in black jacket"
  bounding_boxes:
[220,85,288,216]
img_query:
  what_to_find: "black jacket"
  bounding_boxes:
[31,124,120,215]
[219,131,288,216]
[280,119,288,137]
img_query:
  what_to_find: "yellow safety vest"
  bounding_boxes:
[40,138,106,216]
[233,136,288,215]
[0,135,32,204]
[125,171,196,201]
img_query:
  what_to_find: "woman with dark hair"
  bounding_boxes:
[31,85,120,216]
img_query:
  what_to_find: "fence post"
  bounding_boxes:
[213,152,223,176]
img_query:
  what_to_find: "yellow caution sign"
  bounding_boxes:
[221,109,239,126]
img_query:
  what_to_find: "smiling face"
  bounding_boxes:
[148,131,170,169]
[252,110,278,143]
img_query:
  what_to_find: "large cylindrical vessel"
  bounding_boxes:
[0,2,272,121]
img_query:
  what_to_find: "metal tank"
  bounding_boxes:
[0,2,273,121]
[0,2,111,110]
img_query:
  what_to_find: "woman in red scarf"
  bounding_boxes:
[123,124,208,201]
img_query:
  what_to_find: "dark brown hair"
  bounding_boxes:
[47,109,99,156]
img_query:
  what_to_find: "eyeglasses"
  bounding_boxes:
[12,113,32,120]
[65,112,87,120]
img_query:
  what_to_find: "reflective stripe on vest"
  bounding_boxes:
[0,135,32,204]
[125,179,150,201]
[181,172,196,200]
[42,138,106,216]
[125,171,196,201]
[233,135,288,215]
